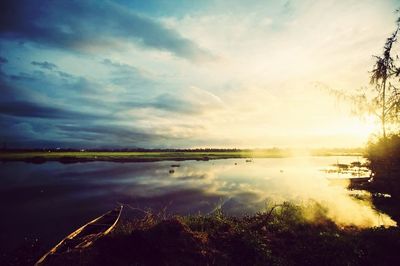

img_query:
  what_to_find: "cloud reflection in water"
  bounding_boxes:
[0,157,395,251]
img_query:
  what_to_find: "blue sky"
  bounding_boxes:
[0,0,399,148]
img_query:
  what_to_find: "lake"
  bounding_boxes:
[0,156,395,253]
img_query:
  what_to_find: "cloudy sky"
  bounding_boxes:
[0,0,399,149]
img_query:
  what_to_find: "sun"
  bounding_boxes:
[340,115,379,141]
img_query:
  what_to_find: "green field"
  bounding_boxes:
[0,150,280,163]
[0,149,363,163]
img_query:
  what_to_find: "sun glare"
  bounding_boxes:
[344,115,378,140]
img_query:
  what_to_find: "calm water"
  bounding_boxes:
[0,156,394,252]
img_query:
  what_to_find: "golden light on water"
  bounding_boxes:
[166,157,396,228]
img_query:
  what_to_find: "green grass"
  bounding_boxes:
[0,149,363,163]
[31,202,400,266]
[0,150,286,163]
[91,203,400,266]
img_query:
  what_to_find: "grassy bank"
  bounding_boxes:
[0,149,363,163]
[31,202,400,266]
[0,151,280,163]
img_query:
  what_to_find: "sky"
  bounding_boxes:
[0,0,399,149]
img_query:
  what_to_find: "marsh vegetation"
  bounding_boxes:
[22,202,400,266]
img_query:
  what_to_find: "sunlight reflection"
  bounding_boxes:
[163,157,395,227]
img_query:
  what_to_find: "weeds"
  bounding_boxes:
[35,201,400,266]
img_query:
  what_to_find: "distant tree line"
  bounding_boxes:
[0,147,247,152]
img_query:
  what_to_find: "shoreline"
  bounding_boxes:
[0,151,364,164]
[26,202,400,266]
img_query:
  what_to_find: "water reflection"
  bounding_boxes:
[0,156,395,252]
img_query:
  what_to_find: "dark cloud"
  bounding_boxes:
[71,88,219,116]
[31,61,58,70]
[0,42,211,148]
[0,66,210,148]
[0,56,7,64]
[0,100,159,148]
[9,72,37,82]
[0,0,215,62]
[56,71,73,79]
[102,58,141,74]
[0,117,69,148]
[0,100,102,120]
[57,124,168,144]
[88,93,208,115]
[101,58,153,86]
[150,91,224,115]
[0,77,26,101]
[152,93,201,114]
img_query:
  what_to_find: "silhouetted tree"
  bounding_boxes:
[370,15,400,138]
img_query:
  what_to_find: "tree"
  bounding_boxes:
[370,16,400,139]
